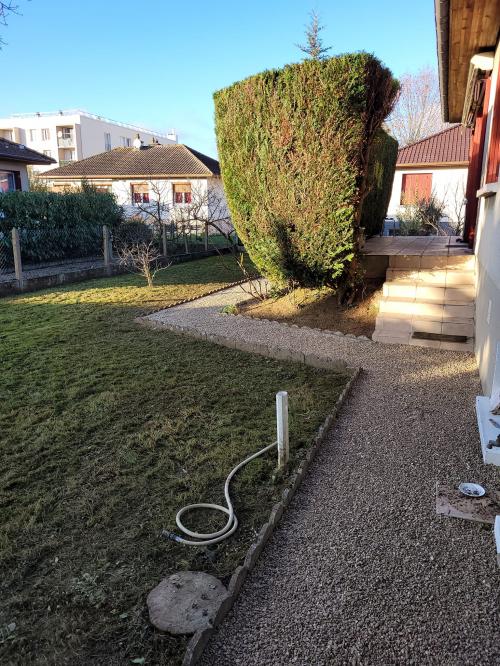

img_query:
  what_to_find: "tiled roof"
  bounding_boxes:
[0,137,56,165]
[43,144,220,179]
[397,125,471,166]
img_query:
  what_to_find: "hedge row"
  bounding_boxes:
[360,128,399,237]
[0,186,123,265]
[0,186,122,233]
[214,52,399,287]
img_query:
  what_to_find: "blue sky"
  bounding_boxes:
[1,0,438,156]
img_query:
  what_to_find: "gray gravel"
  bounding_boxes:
[147,285,500,666]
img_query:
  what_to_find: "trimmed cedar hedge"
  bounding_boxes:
[360,128,398,237]
[214,53,399,287]
[0,186,122,264]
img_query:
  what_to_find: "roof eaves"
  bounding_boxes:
[435,0,451,122]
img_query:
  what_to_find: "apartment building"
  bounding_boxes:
[0,110,178,172]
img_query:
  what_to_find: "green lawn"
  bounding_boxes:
[0,256,350,665]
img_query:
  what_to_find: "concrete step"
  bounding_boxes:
[382,281,475,303]
[372,329,474,352]
[375,314,474,338]
[385,268,475,287]
[388,254,475,271]
[378,297,474,322]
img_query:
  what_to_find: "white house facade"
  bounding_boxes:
[387,125,471,224]
[42,142,232,235]
[0,110,177,173]
[0,138,55,192]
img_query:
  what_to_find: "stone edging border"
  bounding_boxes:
[230,311,374,343]
[144,277,257,316]
[181,367,361,666]
[137,316,353,374]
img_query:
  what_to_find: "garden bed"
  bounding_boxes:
[237,282,383,338]
[0,255,351,665]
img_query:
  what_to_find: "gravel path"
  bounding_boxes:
[146,285,500,665]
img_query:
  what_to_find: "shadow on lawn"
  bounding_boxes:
[0,262,349,666]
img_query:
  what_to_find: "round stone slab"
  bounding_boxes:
[147,571,228,634]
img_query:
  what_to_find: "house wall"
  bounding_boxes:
[474,39,500,395]
[0,160,29,190]
[388,166,468,221]
[0,112,177,173]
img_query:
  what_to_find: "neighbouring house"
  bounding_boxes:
[435,0,500,393]
[42,140,231,233]
[387,124,471,230]
[0,137,55,192]
[0,110,178,173]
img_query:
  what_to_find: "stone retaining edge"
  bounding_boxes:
[181,367,361,666]
[136,318,356,374]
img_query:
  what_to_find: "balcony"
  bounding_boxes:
[57,135,74,148]
[59,159,75,167]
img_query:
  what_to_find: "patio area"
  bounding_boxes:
[363,235,473,257]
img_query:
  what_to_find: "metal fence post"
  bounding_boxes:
[103,225,111,268]
[276,391,289,469]
[204,223,209,251]
[162,223,168,256]
[11,228,24,290]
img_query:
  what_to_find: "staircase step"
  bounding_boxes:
[385,269,475,287]
[388,254,475,271]
[375,315,474,338]
[378,297,474,321]
[373,330,474,351]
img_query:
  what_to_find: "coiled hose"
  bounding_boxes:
[162,441,277,546]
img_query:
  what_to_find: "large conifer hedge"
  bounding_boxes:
[214,53,399,287]
[360,128,399,237]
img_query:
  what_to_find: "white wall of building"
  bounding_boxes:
[474,40,500,395]
[0,160,29,190]
[388,166,468,221]
[0,111,177,173]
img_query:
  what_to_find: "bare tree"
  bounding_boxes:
[444,180,467,235]
[1,1,19,47]
[113,221,171,287]
[385,68,449,146]
[297,10,331,60]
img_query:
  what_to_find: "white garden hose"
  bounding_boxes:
[162,441,277,546]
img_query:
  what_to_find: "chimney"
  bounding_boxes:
[133,133,143,150]
[167,129,178,143]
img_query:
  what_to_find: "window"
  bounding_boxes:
[120,136,131,147]
[41,128,50,141]
[131,183,150,204]
[61,127,72,139]
[0,170,21,192]
[94,184,112,192]
[43,149,52,157]
[400,173,432,204]
[29,129,37,141]
[104,132,112,151]
[486,70,500,183]
[173,182,192,204]
[126,137,131,147]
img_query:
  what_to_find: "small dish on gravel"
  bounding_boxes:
[458,482,486,497]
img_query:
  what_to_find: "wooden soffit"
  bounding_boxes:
[437,0,500,122]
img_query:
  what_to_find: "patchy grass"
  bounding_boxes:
[0,255,351,665]
[238,283,383,337]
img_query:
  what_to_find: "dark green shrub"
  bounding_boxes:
[360,129,398,237]
[214,52,399,287]
[0,186,123,264]
[113,219,153,249]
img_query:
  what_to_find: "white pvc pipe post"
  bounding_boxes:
[276,391,289,469]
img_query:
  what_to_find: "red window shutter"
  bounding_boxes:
[486,71,500,183]
[401,173,432,203]
[184,192,192,204]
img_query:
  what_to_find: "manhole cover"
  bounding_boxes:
[147,571,228,634]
